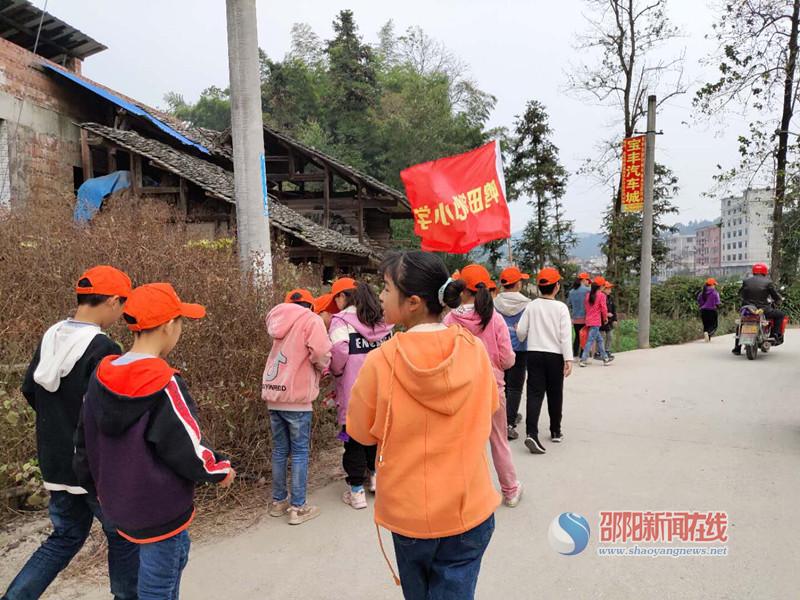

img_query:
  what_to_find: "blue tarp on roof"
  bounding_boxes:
[42,63,210,155]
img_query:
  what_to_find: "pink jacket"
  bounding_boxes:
[329,306,393,426]
[584,290,609,327]
[262,303,332,412]
[443,305,515,395]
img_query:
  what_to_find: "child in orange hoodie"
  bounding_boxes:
[347,251,500,600]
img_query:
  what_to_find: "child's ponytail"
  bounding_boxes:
[473,284,494,331]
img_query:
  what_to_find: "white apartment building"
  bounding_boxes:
[719,188,774,277]
[657,233,696,281]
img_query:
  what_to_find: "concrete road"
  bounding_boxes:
[55,332,800,599]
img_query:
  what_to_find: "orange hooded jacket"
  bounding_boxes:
[346,324,500,539]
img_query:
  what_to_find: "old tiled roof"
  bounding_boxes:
[79,123,379,259]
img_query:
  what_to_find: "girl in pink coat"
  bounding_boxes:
[325,278,393,511]
[443,264,523,507]
[580,277,613,367]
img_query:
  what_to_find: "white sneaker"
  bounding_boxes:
[342,488,367,510]
[704,332,710,343]
[368,471,377,494]
[504,481,524,508]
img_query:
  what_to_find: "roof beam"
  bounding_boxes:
[0,12,77,58]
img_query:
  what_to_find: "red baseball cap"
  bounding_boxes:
[488,280,497,291]
[537,267,561,286]
[499,266,530,286]
[75,265,132,297]
[331,277,357,297]
[706,278,718,286]
[285,289,315,305]
[578,272,590,280]
[459,264,493,292]
[593,276,607,287]
[313,293,335,315]
[123,283,205,332]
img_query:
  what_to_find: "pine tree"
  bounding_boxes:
[506,100,572,272]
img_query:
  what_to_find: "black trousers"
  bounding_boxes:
[526,351,564,437]
[700,309,718,337]
[504,351,527,427]
[572,324,584,358]
[343,427,376,487]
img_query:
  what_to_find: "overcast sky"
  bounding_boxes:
[51,0,756,233]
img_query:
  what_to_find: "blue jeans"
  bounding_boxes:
[270,410,312,507]
[3,491,138,600]
[138,530,190,600]
[581,326,608,361]
[392,514,495,600]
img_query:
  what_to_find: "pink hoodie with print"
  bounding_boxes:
[328,306,393,426]
[443,306,516,395]
[262,303,332,412]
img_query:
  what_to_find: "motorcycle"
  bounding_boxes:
[734,294,788,361]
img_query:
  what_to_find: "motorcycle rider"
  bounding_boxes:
[733,262,785,355]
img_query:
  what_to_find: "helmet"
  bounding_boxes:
[752,263,769,276]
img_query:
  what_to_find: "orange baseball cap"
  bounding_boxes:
[706,278,718,286]
[313,293,335,315]
[578,272,590,280]
[123,283,206,332]
[451,270,461,280]
[330,277,357,297]
[499,266,530,286]
[459,264,493,292]
[537,267,561,286]
[593,276,607,287]
[488,280,497,291]
[604,281,615,288]
[75,265,132,297]
[285,289,315,305]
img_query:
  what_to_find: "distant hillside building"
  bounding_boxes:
[694,224,721,276]
[720,188,773,277]
[657,233,696,281]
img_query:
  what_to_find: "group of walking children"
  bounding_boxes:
[567,272,617,366]
[8,253,586,600]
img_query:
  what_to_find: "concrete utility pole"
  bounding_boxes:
[637,94,657,348]
[226,0,272,281]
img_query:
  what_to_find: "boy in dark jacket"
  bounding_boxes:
[3,266,138,600]
[74,282,235,599]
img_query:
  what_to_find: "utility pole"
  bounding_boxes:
[226,0,272,281]
[637,94,657,348]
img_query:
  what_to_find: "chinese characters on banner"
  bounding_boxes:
[400,140,511,254]
[621,135,646,213]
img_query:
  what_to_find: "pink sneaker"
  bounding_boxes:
[342,488,367,510]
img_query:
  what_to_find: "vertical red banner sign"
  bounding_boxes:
[621,135,646,213]
[400,141,511,254]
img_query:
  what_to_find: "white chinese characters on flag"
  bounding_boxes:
[400,141,511,254]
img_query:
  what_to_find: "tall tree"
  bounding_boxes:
[506,101,570,272]
[325,10,380,149]
[695,0,800,283]
[163,86,231,130]
[568,0,686,283]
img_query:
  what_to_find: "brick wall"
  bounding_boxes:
[0,36,106,207]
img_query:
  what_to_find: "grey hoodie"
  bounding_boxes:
[494,292,531,352]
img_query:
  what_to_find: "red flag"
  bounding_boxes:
[400,141,511,254]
